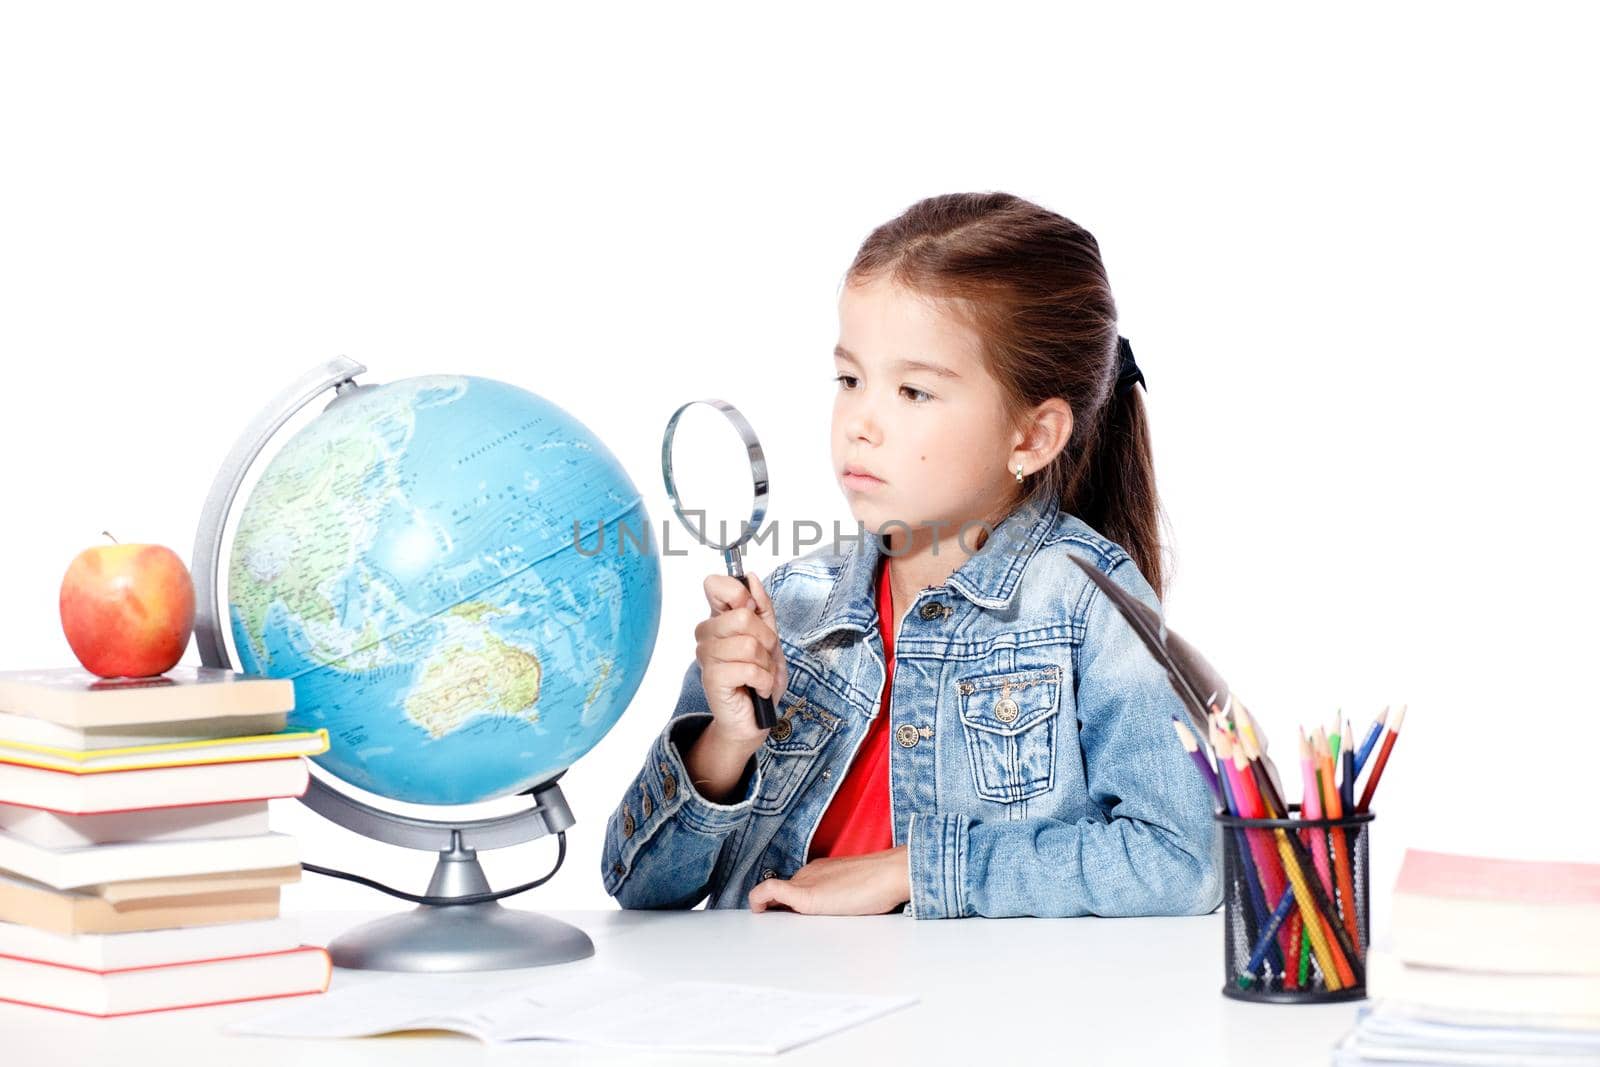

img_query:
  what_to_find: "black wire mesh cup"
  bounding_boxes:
[1216,803,1374,1003]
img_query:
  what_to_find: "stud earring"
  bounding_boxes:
[1014,463,1024,483]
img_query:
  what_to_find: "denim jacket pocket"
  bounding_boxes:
[752,692,842,815]
[955,664,1064,803]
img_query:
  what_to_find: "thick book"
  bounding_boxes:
[0,709,289,751]
[0,868,292,936]
[0,728,328,774]
[1391,849,1600,974]
[0,667,293,728]
[91,864,301,905]
[0,915,301,970]
[0,944,330,1017]
[0,800,271,849]
[0,754,309,814]
[0,829,299,890]
[1334,1001,1600,1066]
[1368,946,1600,1026]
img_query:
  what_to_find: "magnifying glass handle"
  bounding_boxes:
[733,573,781,731]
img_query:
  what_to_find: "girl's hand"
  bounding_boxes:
[748,846,912,915]
[695,572,787,750]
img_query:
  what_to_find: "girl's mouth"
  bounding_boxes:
[842,469,886,491]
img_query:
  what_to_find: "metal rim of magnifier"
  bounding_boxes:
[660,398,769,559]
[190,358,573,855]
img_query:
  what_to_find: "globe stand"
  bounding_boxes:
[192,358,593,972]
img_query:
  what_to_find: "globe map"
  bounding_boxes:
[228,375,661,805]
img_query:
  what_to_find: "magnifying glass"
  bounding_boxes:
[661,399,778,730]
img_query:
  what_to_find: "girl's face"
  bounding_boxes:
[832,273,1042,546]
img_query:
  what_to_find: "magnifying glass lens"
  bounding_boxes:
[665,404,760,548]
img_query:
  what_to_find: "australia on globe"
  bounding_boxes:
[227,375,661,805]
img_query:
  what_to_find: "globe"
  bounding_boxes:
[226,374,661,805]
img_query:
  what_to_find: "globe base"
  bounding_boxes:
[327,903,595,972]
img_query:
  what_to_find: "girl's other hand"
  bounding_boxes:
[695,571,787,751]
[748,847,913,915]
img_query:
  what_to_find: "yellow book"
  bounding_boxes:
[0,728,329,774]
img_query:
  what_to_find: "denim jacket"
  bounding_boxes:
[599,490,1223,919]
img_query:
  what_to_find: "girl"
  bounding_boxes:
[600,192,1221,918]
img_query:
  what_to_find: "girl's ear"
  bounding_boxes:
[1012,397,1073,472]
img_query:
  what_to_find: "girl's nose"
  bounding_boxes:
[845,404,879,445]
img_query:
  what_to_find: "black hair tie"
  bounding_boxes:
[1115,335,1146,396]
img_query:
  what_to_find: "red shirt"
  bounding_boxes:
[807,555,895,861]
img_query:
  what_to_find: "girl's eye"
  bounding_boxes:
[832,374,932,404]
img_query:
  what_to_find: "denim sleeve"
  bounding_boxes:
[905,556,1223,919]
[599,654,766,909]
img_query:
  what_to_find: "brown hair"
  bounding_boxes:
[843,191,1169,599]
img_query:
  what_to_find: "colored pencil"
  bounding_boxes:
[1316,729,1361,951]
[1299,730,1335,898]
[1292,910,1310,987]
[1353,706,1389,777]
[1329,710,1341,763]
[1340,716,1357,815]
[1172,716,1220,803]
[1240,886,1296,989]
[1356,704,1405,813]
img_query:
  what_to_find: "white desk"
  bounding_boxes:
[0,908,1357,1066]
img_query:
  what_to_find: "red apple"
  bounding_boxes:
[59,540,196,678]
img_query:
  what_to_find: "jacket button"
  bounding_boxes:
[622,809,635,837]
[919,602,945,620]
[639,782,653,818]
[761,868,778,881]
[994,697,1020,723]
[658,761,677,801]
[895,723,920,748]
[770,717,792,742]
[613,862,625,877]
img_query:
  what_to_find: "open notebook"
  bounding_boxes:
[227,968,917,1055]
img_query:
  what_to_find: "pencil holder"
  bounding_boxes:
[1216,803,1373,1004]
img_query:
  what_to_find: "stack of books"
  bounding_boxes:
[1335,848,1600,1065]
[0,666,333,1017]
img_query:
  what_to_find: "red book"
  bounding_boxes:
[0,945,331,1017]
[1391,849,1600,974]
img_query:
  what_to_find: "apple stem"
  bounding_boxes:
[101,531,119,544]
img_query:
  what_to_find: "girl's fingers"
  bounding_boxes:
[703,574,753,615]
[705,661,776,700]
[749,876,800,913]
[694,606,779,652]
[699,634,771,667]
[744,571,776,626]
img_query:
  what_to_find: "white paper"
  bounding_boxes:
[228,969,917,1054]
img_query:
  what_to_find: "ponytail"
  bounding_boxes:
[1066,380,1166,600]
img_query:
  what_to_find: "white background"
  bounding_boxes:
[1,3,1595,933]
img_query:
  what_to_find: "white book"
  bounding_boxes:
[230,971,918,1054]
[0,916,302,970]
[0,801,271,849]
[0,830,299,890]
[0,667,292,728]
[1368,947,1600,1024]
[0,945,329,1017]
[0,709,289,751]
[0,755,308,814]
